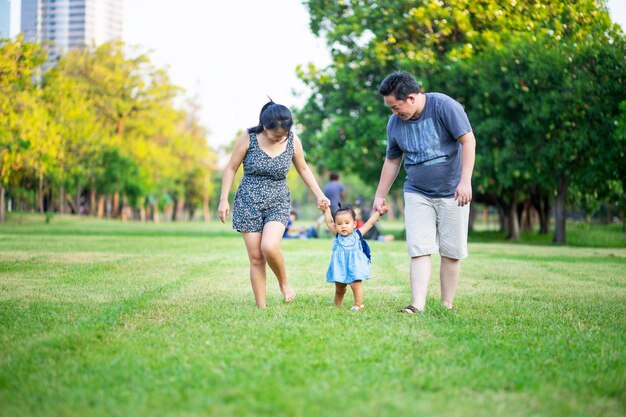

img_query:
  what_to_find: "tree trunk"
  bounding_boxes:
[172,196,179,221]
[177,197,185,221]
[507,194,520,241]
[0,184,5,222]
[121,195,129,223]
[38,170,44,214]
[519,199,535,232]
[97,195,105,218]
[75,184,82,215]
[553,174,568,244]
[203,196,210,222]
[140,205,146,222]
[531,191,550,235]
[112,191,120,217]
[496,203,507,234]
[90,189,97,216]
[59,186,65,215]
[152,200,159,223]
[65,193,77,214]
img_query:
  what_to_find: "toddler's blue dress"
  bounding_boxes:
[326,230,370,284]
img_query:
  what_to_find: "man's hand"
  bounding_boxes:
[454,180,472,207]
[372,196,388,214]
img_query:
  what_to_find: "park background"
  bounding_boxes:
[1,1,626,416]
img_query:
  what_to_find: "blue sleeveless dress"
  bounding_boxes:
[326,230,371,284]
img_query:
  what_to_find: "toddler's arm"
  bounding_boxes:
[358,207,384,236]
[323,207,337,234]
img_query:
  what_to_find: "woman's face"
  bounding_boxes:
[334,212,356,236]
[264,128,289,143]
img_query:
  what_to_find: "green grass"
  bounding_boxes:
[1,214,625,417]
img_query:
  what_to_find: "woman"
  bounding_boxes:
[217,100,329,308]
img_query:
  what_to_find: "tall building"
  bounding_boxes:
[21,0,122,66]
[0,0,10,39]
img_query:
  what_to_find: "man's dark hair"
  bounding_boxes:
[329,172,339,181]
[378,71,421,100]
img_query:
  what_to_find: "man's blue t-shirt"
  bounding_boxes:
[386,92,472,198]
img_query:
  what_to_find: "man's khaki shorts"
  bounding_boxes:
[404,192,469,259]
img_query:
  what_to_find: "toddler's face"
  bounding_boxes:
[334,212,356,236]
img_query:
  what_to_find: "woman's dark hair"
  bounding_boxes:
[378,71,421,100]
[333,204,356,221]
[248,100,294,134]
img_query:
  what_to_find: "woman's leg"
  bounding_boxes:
[334,283,347,307]
[350,281,363,307]
[261,221,296,302]
[242,232,267,308]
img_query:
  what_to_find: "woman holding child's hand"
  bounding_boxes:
[218,100,329,308]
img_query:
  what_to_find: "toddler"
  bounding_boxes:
[323,204,384,310]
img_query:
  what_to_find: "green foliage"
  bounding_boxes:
[0,35,46,188]
[0,37,217,220]
[297,0,626,239]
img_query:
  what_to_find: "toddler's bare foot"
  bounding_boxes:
[281,285,296,303]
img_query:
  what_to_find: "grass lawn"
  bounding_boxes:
[1,214,625,417]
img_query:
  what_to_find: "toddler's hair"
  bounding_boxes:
[333,203,356,221]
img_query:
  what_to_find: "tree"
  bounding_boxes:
[298,0,623,242]
[0,36,46,221]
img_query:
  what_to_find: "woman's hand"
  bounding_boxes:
[317,195,331,212]
[217,200,230,224]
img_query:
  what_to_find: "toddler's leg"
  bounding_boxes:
[350,281,364,308]
[334,283,347,307]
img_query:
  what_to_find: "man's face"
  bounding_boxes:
[383,94,419,121]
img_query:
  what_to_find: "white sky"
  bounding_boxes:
[123,0,331,150]
[8,0,626,150]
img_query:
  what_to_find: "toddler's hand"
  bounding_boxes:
[372,196,387,215]
[317,195,330,211]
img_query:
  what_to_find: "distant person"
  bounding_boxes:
[322,204,385,311]
[372,71,476,315]
[323,172,345,214]
[218,100,330,308]
[283,211,318,239]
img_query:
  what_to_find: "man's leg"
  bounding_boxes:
[440,256,460,309]
[409,255,432,311]
[404,192,438,313]
[437,197,469,310]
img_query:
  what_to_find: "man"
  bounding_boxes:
[323,172,345,214]
[372,71,476,314]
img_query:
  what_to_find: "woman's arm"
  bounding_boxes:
[358,210,382,237]
[323,207,337,235]
[217,132,250,223]
[292,134,330,210]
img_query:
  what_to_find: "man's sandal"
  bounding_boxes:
[351,304,365,311]
[399,305,421,314]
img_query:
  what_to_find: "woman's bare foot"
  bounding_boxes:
[281,285,296,303]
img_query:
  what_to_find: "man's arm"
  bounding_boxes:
[455,131,476,207]
[372,157,402,214]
